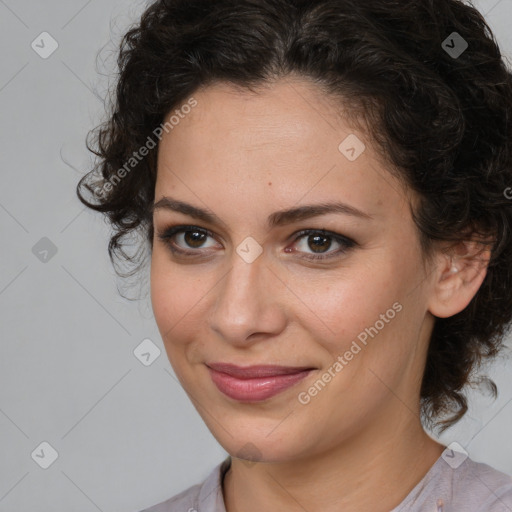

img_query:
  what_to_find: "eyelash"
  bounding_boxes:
[156,224,356,262]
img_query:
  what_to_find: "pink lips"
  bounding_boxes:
[206,363,314,402]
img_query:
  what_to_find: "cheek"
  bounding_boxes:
[295,261,419,391]
[150,253,205,345]
[290,268,399,345]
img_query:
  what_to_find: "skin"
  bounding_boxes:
[150,75,490,512]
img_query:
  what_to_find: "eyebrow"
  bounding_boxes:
[151,196,373,229]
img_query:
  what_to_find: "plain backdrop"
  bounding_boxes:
[0,0,511,511]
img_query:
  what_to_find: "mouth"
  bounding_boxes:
[206,363,315,402]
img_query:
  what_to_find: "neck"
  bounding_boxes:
[223,412,445,512]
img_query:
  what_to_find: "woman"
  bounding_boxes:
[77,0,512,510]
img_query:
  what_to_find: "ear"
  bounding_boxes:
[427,238,492,319]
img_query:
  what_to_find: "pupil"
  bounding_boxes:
[309,235,331,253]
[185,231,206,248]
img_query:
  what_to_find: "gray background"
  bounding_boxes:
[0,0,511,510]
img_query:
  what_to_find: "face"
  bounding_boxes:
[150,77,438,463]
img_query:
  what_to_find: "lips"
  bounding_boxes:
[206,363,315,401]
[206,362,314,378]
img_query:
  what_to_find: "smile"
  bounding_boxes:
[206,363,315,402]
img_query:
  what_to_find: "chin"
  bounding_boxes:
[209,422,309,464]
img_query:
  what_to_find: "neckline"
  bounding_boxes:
[389,453,448,511]
[217,451,449,511]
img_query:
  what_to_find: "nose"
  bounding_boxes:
[208,251,287,346]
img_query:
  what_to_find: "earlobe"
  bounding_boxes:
[427,240,492,319]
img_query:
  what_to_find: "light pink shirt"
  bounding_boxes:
[141,452,512,511]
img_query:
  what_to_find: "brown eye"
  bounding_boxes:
[306,234,332,253]
[183,230,208,248]
[156,225,219,256]
[288,229,356,261]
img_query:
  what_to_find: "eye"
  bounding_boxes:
[156,225,219,257]
[156,225,356,261]
[287,229,356,261]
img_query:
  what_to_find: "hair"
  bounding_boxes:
[77,0,512,432]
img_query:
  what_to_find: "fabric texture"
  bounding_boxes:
[140,453,512,512]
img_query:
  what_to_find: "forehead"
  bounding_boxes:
[154,78,412,226]
[163,77,356,150]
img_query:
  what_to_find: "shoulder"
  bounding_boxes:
[139,457,231,512]
[393,452,512,512]
[140,481,202,512]
[452,456,512,511]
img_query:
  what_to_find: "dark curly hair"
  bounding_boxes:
[77,0,512,432]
